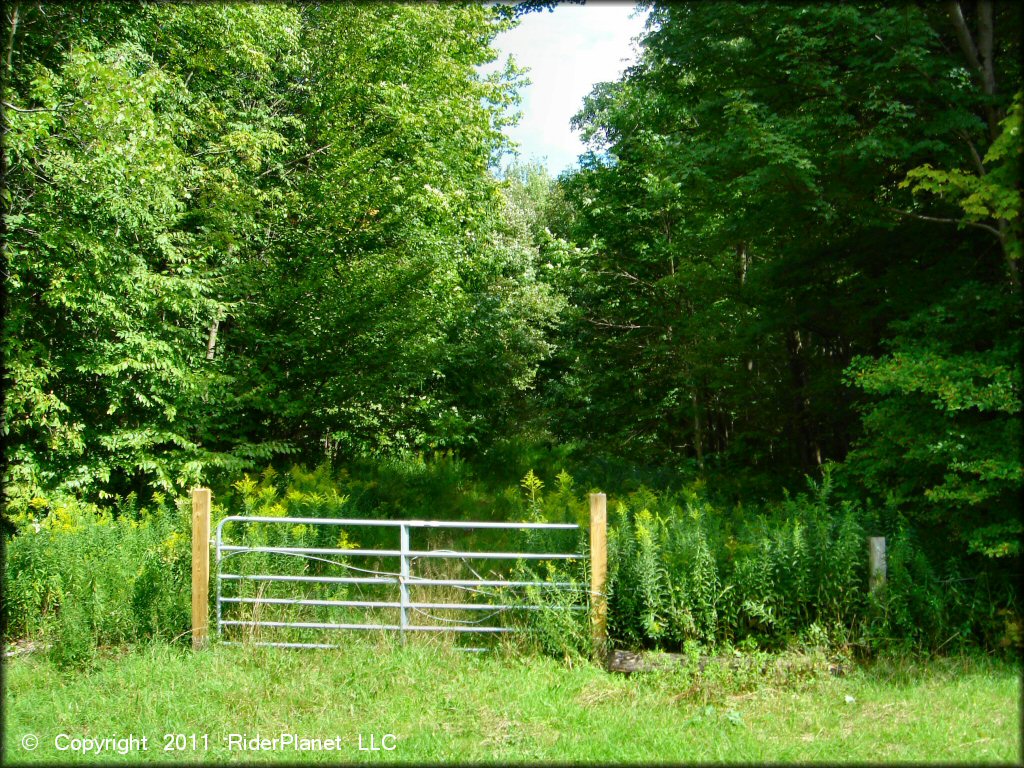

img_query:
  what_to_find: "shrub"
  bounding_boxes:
[527,465,995,655]
[5,458,1016,663]
[3,493,191,663]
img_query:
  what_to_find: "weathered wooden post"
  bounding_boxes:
[589,493,608,659]
[192,487,211,650]
[868,536,886,593]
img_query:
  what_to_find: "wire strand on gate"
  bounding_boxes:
[410,606,506,625]
[223,548,402,578]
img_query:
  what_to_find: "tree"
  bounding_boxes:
[548,0,1022,550]
[3,5,247,502]
[219,3,540,459]
[2,3,552,505]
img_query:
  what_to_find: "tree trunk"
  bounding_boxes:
[692,389,704,471]
[785,328,817,471]
[976,0,999,132]
[206,318,220,360]
[1,4,19,378]
[944,0,1001,139]
[4,2,18,75]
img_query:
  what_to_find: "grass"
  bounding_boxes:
[3,637,1020,764]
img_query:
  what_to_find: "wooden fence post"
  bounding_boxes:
[868,536,886,593]
[589,493,608,658]
[192,487,211,650]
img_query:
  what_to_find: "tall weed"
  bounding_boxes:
[4,493,191,665]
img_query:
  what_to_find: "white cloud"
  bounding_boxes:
[483,3,649,175]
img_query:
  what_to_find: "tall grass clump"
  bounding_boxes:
[522,465,1019,655]
[5,456,1018,666]
[716,472,868,649]
[501,470,593,659]
[3,492,191,666]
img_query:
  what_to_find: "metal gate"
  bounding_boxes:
[215,515,586,649]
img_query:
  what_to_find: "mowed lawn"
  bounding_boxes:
[4,638,1020,764]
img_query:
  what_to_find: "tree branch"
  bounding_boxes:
[886,206,1002,239]
[955,129,987,177]
[1,100,59,113]
[583,317,654,331]
[594,269,657,289]
[257,143,332,179]
[944,1,983,78]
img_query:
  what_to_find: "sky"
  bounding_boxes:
[485,2,649,177]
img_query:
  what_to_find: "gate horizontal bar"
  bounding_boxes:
[220,544,582,560]
[222,620,515,633]
[219,574,580,589]
[221,596,584,611]
[220,545,403,557]
[223,620,401,631]
[406,625,514,633]
[410,550,581,560]
[218,515,578,530]
[222,641,340,650]
[405,578,577,588]
[411,602,583,612]
[220,573,396,585]
[221,597,401,609]
[222,641,492,652]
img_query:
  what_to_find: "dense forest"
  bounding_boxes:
[2,2,1021,654]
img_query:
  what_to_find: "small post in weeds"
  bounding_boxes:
[868,536,886,593]
[589,493,608,656]
[192,487,211,650]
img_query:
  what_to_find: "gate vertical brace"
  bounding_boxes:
[399,524,410,643]
[215,519,223,640]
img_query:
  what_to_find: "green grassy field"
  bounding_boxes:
[4,638,1020,764]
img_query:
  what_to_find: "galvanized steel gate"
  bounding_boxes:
[215,515,585,649]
